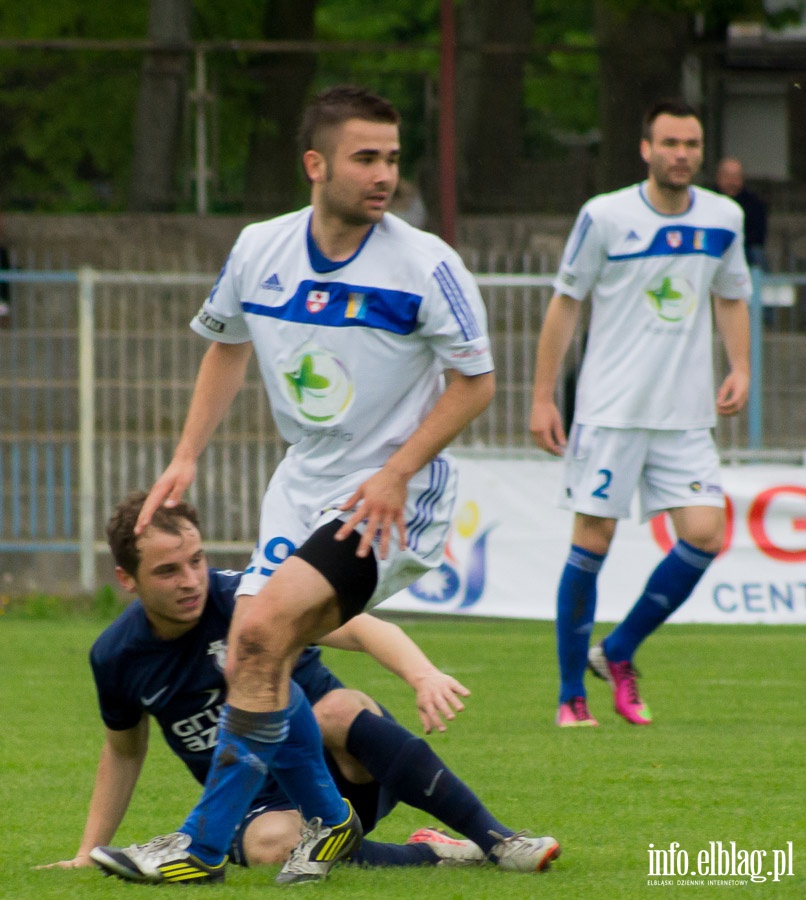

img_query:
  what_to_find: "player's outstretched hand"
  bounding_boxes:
[336,465,408,560]
[413,672,471,734]
[35,856,93,869]
[135,458,197,534]
[529,400,567,456]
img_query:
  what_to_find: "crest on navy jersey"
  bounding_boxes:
[666,231,683,249]
[207,639,227,672]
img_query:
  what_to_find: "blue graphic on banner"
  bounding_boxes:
[408,504,498,609]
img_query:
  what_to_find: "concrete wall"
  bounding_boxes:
[3,210,806,273]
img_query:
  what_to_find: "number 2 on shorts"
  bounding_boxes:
[592,468,612,499]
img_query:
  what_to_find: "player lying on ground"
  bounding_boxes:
[40,493,560,880]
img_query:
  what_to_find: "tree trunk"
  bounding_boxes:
[594,1,691,192]
[455,0,534,212]
[243,0,317,215]
[128,0,191,212]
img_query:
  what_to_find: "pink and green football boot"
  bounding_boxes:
[588,642,652,725]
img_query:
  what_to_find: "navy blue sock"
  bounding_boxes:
[604,539,716,662]
[346,709,511,855]
[349,840,438,867]
[556,545,604,703]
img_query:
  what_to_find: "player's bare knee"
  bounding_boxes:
[682,525,723,556]
[314,689,379,749]
[573,513,616,555]
[243,811,301,867]
[673,507,725,555]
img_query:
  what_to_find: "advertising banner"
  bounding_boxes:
[380,458,806,624]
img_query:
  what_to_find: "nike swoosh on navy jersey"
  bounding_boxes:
[140,685,169,706]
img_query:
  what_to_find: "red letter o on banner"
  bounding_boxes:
[649,495,734,556]
[747,485,806,562]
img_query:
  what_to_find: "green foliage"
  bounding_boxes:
[1,585,125,619]
[0,5,147,210]
[1,616,803,898]
[91,583,125,618]
[526,2,598,157]
[1,0,802,212]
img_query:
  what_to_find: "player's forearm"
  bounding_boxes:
[75,742,146,858]
[330,615,443,685]
[384,370,495,480]
[531,293,580,404]
[172,341,252,464]
[713,296,751,377]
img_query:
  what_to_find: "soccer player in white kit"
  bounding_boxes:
[530,99,751,728]
[90,86,504,886]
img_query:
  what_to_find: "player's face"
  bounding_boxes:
[117,521,209,639]
[641,113,703,192]
[309,118,400,226]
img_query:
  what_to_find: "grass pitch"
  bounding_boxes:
[1,610,803,899]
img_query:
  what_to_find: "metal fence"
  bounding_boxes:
[1,266,805,591]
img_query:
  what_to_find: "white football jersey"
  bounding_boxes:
[554,182,750,429]
[192,209,493,476]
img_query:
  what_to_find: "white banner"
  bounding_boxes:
[380,458,806,625]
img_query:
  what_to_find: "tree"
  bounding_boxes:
[0,6,145,211]
[594,1,690,192]
[455,0,535,212]
[242,0,317,214]
[129,0,192,211]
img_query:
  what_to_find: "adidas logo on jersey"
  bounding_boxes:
[260,273,284,291]
[626,230,641,241]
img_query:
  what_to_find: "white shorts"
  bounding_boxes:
[559,424,724,522]
[238,452,458,610]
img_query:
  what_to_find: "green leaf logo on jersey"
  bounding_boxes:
[281,345,354,423]
[284,354,330,404]
[645,276,696,322]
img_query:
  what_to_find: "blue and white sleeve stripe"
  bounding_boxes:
[565,211,593,267]
[434,261,483,341]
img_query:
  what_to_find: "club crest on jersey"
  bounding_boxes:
[281,343,354,424]
[207,640,227,672]
[306,289,329,313]
[666,230,683,249]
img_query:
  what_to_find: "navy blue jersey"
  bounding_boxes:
[90,568,344,786]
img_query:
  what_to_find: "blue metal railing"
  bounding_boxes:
[1,266,804,591]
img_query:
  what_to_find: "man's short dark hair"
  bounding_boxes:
[297,84,400,158]
[642,98,701,141]
[106,490,201,577]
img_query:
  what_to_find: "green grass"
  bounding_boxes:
[1,614,803,899]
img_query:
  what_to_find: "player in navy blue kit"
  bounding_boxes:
[42,493,559,877]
